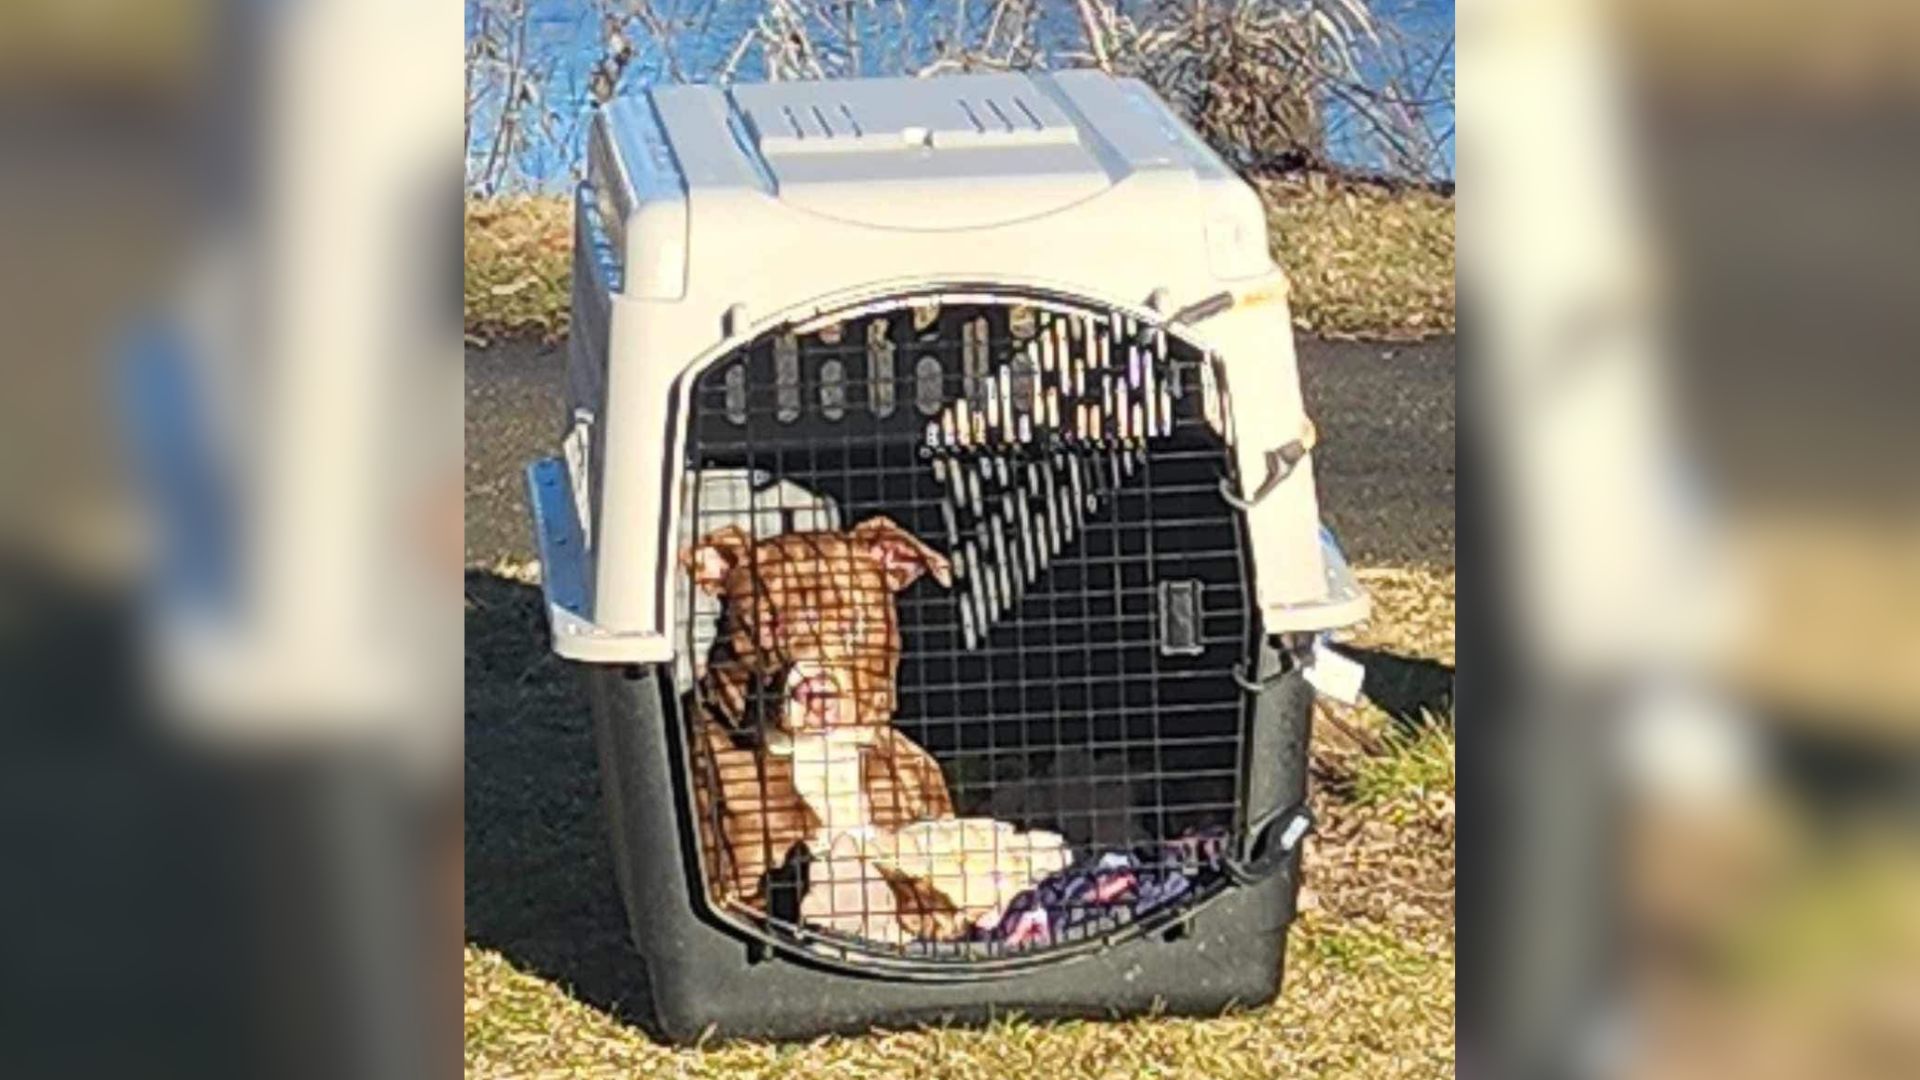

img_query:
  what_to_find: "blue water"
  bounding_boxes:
[466,0,1452,192]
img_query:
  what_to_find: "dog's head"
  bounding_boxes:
[684,516,952,734]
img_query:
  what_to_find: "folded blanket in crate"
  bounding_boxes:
[972,827,1230,949]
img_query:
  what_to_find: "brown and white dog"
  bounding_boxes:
[681,516,958,905]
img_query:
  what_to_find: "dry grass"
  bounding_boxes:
[465,908,1451,1078]
[1345,565,1457,667]
[464,195,574,344]
[463,561,1455,1078]
[1259,175,1456,342]
[461,178,1454,346]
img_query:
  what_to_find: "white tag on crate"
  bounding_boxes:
[1305,638,1367,705]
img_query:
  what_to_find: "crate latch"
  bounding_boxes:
[1218,418,1318,512]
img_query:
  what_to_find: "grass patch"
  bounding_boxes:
[462,177,1454,345]
[464,195,572,344]
[464,558,1455,1076]
[1345,566,1456,666]
[1296,916,1451,982]
[1258,175,1456,341]
[1350,726,1456,812]
[466,919,1453,1079]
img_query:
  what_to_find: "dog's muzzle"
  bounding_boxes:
[782,661,852,732]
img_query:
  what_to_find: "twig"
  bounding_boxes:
[478,0,532,195]
[1074,0,1112,72]
[629,0,690,83]
[718,27,756,82]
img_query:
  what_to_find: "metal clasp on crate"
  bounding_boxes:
[1189,342,1319,512]
[1219,418,1319,512]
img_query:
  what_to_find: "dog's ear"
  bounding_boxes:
[682,525,752,595]
[850,516,953,591]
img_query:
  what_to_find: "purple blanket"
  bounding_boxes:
[973,828,1230,949]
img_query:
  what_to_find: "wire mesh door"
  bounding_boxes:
[676,293,1260,970]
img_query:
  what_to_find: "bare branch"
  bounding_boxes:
[1074,0,1112,72]
[466,0,1455,191]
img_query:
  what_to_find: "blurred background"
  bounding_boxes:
[1,0,1917,1076]
[1464,0,1920,1077]
[0,1,459,1078]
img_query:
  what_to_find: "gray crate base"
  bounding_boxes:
[585,664,1312,1044]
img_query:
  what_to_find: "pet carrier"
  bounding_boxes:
[526,71,1369,1043]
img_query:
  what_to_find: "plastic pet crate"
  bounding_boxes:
[526,70,1368,1043]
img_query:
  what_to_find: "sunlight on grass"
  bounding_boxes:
[462,180,1455,346]
[1345,566,1456,666]
[465,919,1454,1080]
[463,549,1456,1077]
[464,195,572,343]
[1351,725,1457,811]
[1260,175,1455,341]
